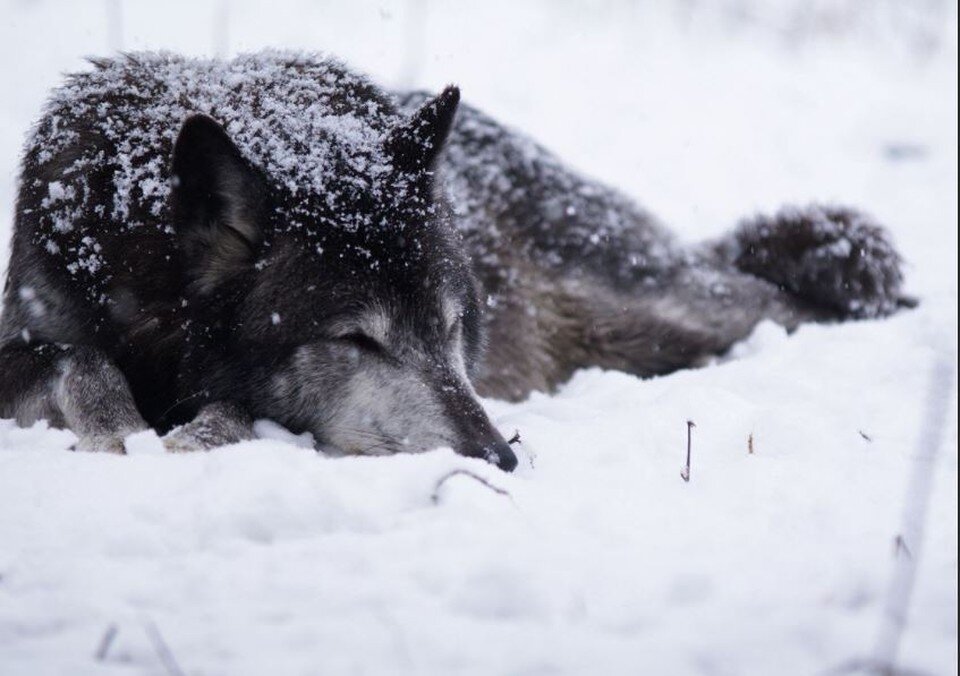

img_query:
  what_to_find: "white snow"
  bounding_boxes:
[0,2,956,675]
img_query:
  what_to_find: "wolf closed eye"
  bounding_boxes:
[338,333,387,355]
[0,52,910,471]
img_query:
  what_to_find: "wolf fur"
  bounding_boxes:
[0,52,911,470]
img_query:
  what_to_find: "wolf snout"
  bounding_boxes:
[458,438,518,472]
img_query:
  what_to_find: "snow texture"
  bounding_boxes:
[0,2,957,675]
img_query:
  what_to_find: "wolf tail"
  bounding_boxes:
[712,203,916,319]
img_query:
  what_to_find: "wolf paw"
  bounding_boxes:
[731,204,911,318]
[72,435,127,454]
[162,404,254,453]
[162,429,212,453]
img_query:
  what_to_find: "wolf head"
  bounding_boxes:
[169,86,517,471]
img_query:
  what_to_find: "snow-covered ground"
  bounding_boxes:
[1,1,957,674]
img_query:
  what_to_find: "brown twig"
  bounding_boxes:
[681,420,695,482]
[748,433,755,455]
[431,469,512,504]
[859,430,873,442]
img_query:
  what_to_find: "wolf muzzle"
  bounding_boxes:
[458,438,518,472]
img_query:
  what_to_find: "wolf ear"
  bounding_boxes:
[385,85,460,174]
[171,114,265,294]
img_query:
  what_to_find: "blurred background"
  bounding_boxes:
[0,0,957,285]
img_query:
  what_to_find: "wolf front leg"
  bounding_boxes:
[0,342,148,452]
[162,400,255,452]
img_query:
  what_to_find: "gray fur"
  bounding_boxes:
[164,401,254,452]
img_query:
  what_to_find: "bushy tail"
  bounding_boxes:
[716,204,915,319]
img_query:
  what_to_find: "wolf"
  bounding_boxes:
[0,52,911,471]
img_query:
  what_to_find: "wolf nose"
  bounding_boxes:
[456,439,518,472]
[483,440,518,472]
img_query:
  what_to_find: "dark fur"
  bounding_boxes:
[399,93,911,399]
[0,53,911,469]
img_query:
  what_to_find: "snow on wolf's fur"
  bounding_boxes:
[34,51,396,223]
[28,52,407,301]
[31,52,687,302]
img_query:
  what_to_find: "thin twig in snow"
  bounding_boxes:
[681,420,695,482]
[431,469,512,504]
[94,623,118,661]
[506,429,534,468]
[893,534,912,560]
[748,433,755,455]
[143,621,186,676]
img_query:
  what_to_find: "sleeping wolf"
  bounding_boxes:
[0,53,911,471]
